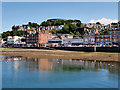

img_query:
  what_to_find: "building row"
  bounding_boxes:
[2,20,120,47]
[2,28,119,47]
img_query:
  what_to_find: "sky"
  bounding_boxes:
[2,2,118,32]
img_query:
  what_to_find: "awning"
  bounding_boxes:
[112,42,118,44]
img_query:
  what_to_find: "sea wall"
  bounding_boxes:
[22,47,120,52]
[55,47,120,52]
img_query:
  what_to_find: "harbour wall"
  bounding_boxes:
[21,47,120,52]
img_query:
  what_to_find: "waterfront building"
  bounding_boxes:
[7,36,26,47]
[95,29,119,46]
[26,30,38,47]
[63,38,83,47]
[95,34,111,46]
[108,29,119,45]
[48,38,83,47]
[26,30,52,47]
[83,28,96,45]
[48,39,62,47]
[38,30,52,46]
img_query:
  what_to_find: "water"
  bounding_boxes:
[1,56,119,88]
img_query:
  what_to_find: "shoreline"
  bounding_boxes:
[0,48,119,62]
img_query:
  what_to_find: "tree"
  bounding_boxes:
[76,27,84,35]
[65,20,74,24]
[91,26,95,29]
[96,22,101,25]
[98,29,108,35]
[111,23,117,25]
[51,30,56,34]
[69,24,77,33]
[62,24,69,33]
[28,22,32,25]
[1,30,27,39]
[76,22,81,27]
[104,29,108,34]
[55,20,64,26]
[2,31,11,38]
[74,20,81,23]
[40,21,47,26]
[31,23,39,27]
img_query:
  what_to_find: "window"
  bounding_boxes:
[97,39,99,42]
[110,31,112,34]
[91,39,94,42]
[85,39,88,42]
[114,31,116,34]
[110,35,112,38]
[89,37,91,40]
[105,39,107,42]
[110,39,112,42]
[101,39,103,42]
[114,35,116,38]
[109,28,112,30]
[114,39,116,42]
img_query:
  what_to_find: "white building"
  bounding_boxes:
[7,36,26,46]
[63,38,83,47]
[48,38,83,47]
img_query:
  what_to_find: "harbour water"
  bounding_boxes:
[1,56,118,88]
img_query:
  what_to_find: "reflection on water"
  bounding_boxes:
[2,56,119,88]
[2,56,118,74]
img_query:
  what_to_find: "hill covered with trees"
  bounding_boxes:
[40,19,84,37]
[2,30,27,39]
[1,19,87,38]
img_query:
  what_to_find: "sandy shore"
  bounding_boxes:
[0,48,119,62]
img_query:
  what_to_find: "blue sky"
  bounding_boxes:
[2,2,118,32]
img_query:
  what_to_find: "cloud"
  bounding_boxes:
[89,18,118,25]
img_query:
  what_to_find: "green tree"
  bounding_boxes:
[62,24,69,33]
[76,22,81,27]
[96,22,101,25]
[98,29,108,35]
[65,20,74,24]
[111,23,117,25]
[91,26,95,29]
[1,30,27,39]
[69,24,77,33]
[74,20,81,23]
[51,30,56,34]
[2,31,11,38]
